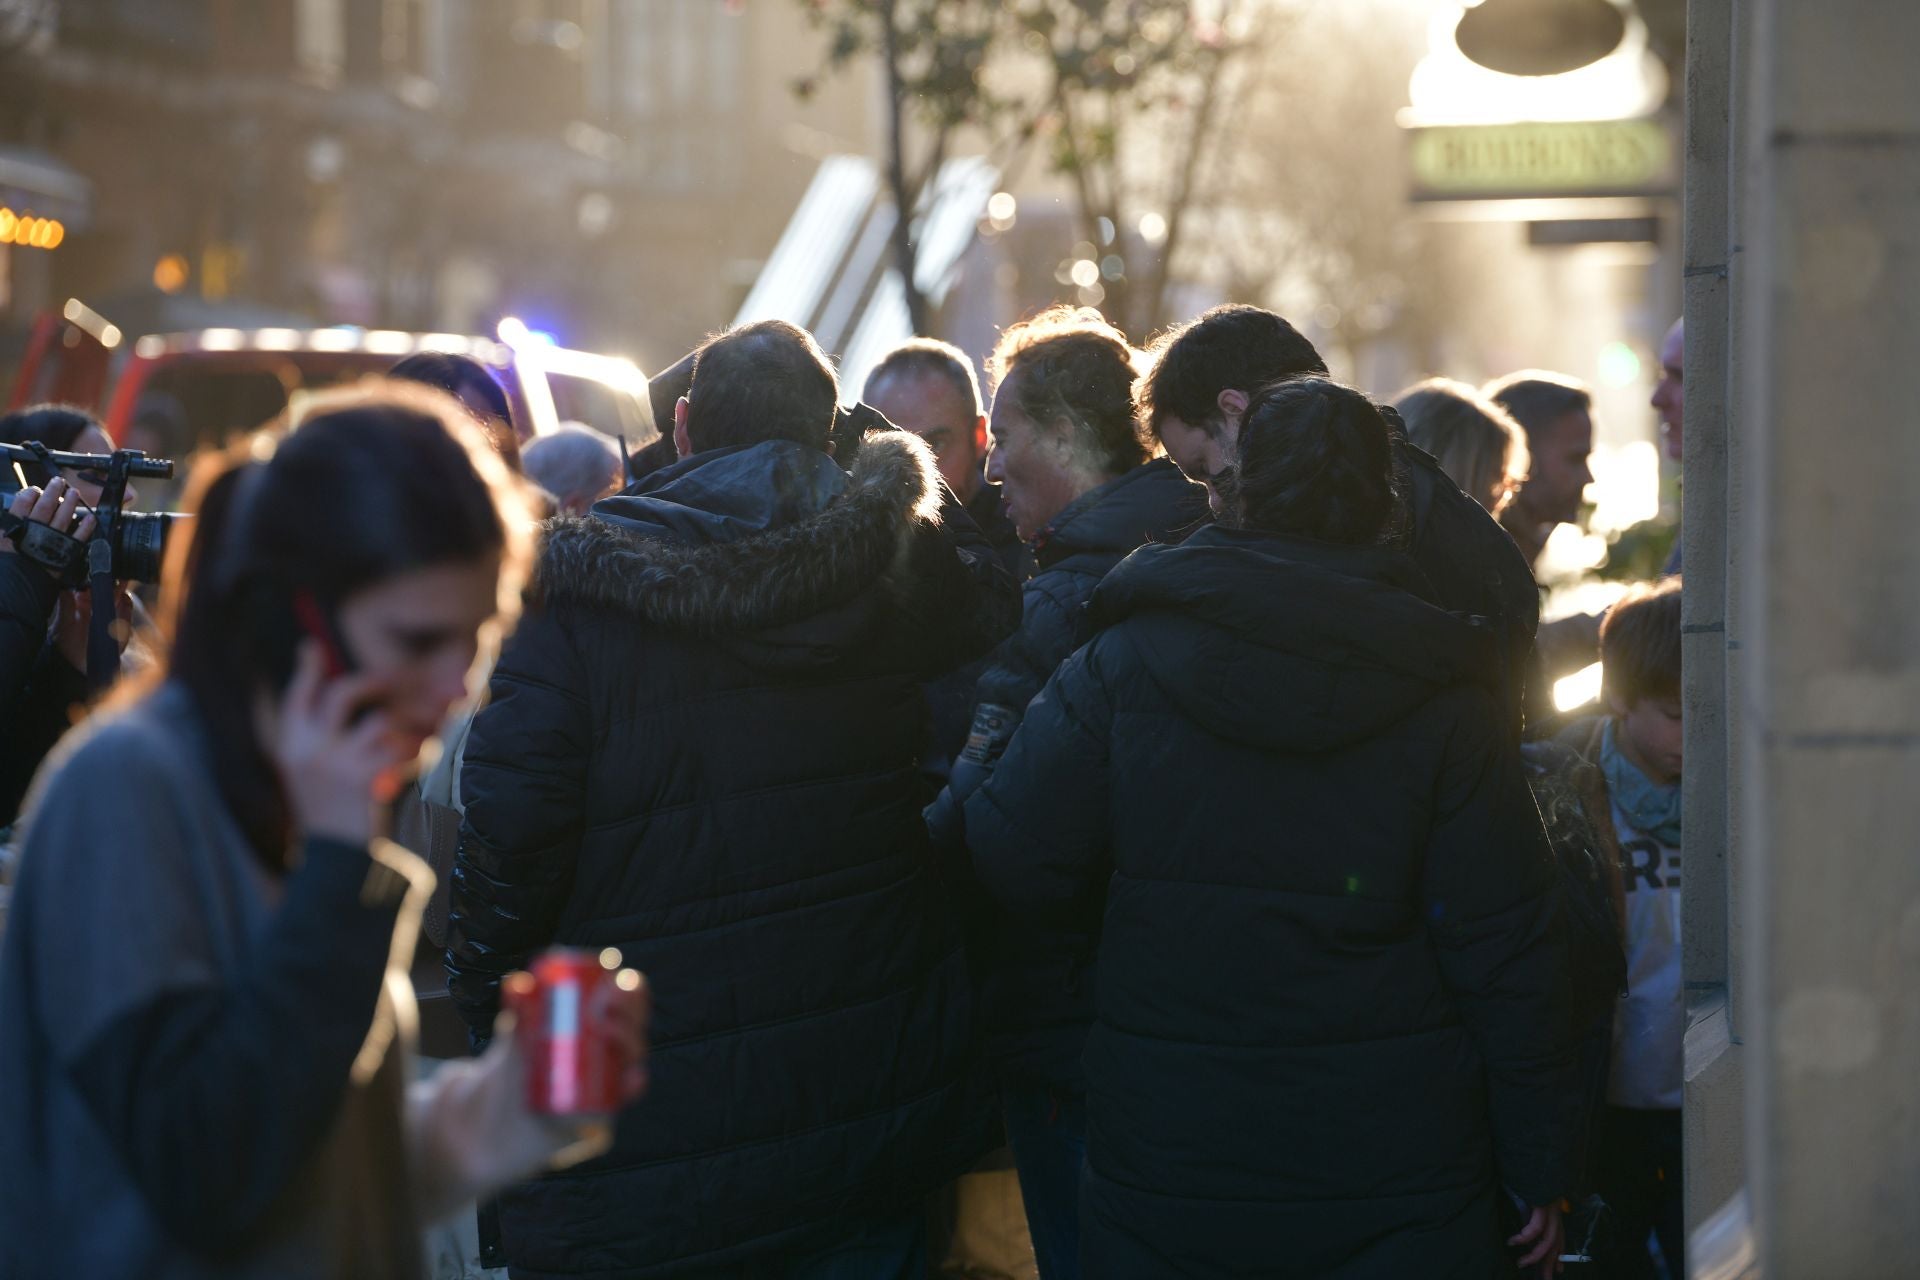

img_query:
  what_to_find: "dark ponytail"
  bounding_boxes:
[158,380,531,866]
[1221,378,1406,546]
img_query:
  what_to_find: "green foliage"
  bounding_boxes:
[796,0,1011,134]
[1596,514,1680,581]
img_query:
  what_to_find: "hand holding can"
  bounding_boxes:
[503,947,649,1117]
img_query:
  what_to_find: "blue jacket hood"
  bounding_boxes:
[591,439,848,545]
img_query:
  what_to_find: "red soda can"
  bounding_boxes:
[503,946,638,1116]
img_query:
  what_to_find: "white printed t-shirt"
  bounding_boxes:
[1607,802,1682,1111]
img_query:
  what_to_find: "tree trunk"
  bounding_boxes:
[879,0,931,335]
[1138,28,1237,336]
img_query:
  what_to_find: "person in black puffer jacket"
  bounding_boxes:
[1139,305,1539,740]
[862,338,1035,792]
[966,378,1577,1280]
[446,320,1019,1279]
[927,306,1208,1280]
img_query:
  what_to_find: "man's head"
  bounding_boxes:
[984,306,1150,541]
[1601,575,1683,785]
[1137,304,1327,512]
[524,423,623,516]
[862,339,988,503]
[1484,370,1595,530]
[1651,317,1683,462]
[674,320,839,458]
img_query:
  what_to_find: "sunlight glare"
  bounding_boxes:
[1404,4,1667,126]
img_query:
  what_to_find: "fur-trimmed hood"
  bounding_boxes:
[536,430,943,641]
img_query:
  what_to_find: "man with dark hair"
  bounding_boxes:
[1139,303,1327,508]
[674,319,840,453]
[1484,369,1597,570]
[1139,304,1539,737]
[448,319,1018,1276]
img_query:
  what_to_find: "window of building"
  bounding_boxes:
[294,0,345,83]
[617,0,742,120]
[620,9,654,117]
[383,0,447,83]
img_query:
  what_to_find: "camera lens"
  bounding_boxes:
[115,512,174,585]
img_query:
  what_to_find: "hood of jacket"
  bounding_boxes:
[1033,457,1210,569]
[1090,525,1498,753]
[534,431,942,658]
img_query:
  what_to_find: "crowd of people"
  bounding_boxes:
[0,299,1686,1280]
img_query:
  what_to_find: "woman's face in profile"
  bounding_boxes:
[335,553,505,762]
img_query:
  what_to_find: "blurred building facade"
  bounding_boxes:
[0,0,878,370]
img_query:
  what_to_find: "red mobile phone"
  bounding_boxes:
[292,588,355,679]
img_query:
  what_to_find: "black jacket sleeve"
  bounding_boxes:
[0,555,71,822]
[927,572,1083,846]
[963,638,1117,920]
[1422,688,1576,1206]
[445,605,592,1043]
[0,642,87,823]
[0,553,56,706]
[890,481,1021,682]
[61,837,406,1255]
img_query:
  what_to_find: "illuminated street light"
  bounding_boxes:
[1455,0,1627,77]
[153,254,190,293]
[1405,3,1666,126]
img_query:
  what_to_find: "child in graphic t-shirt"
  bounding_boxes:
[1558,577,1683,1278]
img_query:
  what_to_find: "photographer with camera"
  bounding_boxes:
[0,406,156,823]
[0,383,649,1277]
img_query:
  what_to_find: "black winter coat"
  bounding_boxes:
[0,555,83,825]
[932,457,1207,1086]
[921,482,1033,787]
[446,433,1018,1278]
[965,526,1575,1278]
[1393,436,1540,740]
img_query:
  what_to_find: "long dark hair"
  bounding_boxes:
[1221,378,1408,546]
[160,381,530,866]
[389,351,523,472]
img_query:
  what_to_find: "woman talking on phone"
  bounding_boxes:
[0,383,647,1277]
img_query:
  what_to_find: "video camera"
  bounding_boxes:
[0,441,181,586]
